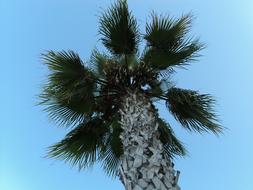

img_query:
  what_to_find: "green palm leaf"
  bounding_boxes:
[90,50,115,78]
[157,118,186,157]
[166,87,222,134]
[143,14,203,69]
[99,117,122,177]
[40,51,97,126]
[99,0,140,56]
[100,144,121,177]
[48,117,109,170]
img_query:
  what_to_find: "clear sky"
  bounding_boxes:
[1,0,253,189]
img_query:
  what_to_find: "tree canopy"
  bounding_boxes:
[40,0,222,177]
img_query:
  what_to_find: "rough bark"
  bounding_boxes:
[119,92,181,190]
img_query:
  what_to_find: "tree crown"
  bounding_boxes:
[40,0,222,177]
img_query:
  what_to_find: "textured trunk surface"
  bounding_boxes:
[119,92,181,190]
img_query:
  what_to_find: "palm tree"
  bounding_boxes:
[40,1,222,190]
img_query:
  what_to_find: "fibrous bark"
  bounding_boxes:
[119,92,181,190]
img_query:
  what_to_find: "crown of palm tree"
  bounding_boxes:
[40,0,222,177]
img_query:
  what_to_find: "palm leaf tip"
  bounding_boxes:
[47,117,109,169]
[100,145,121,177]
[166,88,222,135]
[157,118,187,157]
[145,13,192,48]
[40,50,97,127]
[99,118,122,177]
[143,13,204,69]
[98,0,140,56]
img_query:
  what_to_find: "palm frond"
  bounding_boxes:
[100,144,121,177]
[99,0,140,56]
[48,117,109,170]
[40,95,89,127]
[157,118,186,157]
[166,88,222,134]
[40,51,97,126]
[108,118,123,157]
[90,50,115,78]
[100,117,122,177]
[143,13,204,70]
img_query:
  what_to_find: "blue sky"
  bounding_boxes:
[1,0,253,189]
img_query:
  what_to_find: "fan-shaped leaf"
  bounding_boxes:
[143,14,203,69]
[48,117,109,169]
[166,88,222,134]
[157,118,186,157]
[40,51,97,126]
[99,0,140,56]
[100,117,122,177]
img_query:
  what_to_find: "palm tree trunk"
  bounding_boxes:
[119,92,181,190]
